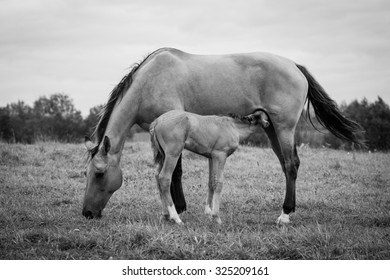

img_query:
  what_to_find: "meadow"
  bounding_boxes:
[0,138,389,259]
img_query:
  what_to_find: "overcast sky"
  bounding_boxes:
[1,0,389,115]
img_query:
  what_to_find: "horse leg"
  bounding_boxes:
[275,129,300,224]
[170,154,187,213]
[208,153,227,225]
[158,155,183,224]
[264,124,285,174]
[265,122,300,224]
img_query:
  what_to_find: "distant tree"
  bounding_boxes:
[1,94,88,143]
[0,107,12,142]
[6,101,35,143]
[33,94,84,142]
[370,97,390,150]
[2,93,388,149]
[343,96,390,151]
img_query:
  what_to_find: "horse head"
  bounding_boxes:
[82,136,123,219]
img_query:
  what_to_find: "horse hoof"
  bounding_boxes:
[175,204,187,214]
[276,213,290,225]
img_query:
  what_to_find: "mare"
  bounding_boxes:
[149,109,270,224]
[83,47,365,224]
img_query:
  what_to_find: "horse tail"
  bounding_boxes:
[149,120,165,166]
[296,64,367,148]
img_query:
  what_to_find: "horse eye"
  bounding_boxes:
[95,172,105,179]
[83,171,87,177]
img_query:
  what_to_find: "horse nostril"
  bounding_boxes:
[82,209,94,219]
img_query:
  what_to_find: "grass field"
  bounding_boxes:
[0,139,389,260]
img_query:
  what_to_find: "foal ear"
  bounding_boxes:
[84,136,96,151]
[102,136,111,155]
[254,111,270,128]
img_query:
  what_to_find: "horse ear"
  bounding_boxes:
[102,136,111,155]
[84,136,96,151]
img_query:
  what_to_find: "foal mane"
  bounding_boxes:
[92,49,163,146]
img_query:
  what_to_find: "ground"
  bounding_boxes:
[0,140,389,259]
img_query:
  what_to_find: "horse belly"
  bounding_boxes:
[184,87,260,116]
[137,73,260,126]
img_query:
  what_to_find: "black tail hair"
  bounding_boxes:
[296,64,366,148]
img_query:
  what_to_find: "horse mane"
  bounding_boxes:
[92,49,162,145]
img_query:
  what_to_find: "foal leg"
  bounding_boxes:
[207,153,227,225]
[157,155,183,224]
[205,158,214,216]
[155,163,169,220]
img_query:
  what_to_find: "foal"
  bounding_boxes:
[149,109,269,224]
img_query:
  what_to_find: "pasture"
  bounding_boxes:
[0,139,389,259]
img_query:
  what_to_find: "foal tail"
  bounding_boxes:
[296,64,367,148]
[149,120,165,166]
[150,119,187,214]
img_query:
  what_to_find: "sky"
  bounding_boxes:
[1,0,389,116]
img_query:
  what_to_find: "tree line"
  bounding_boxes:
[0,94,98,143]
[0,93,389,151]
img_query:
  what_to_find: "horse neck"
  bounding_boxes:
[102,90,139,158]
[232,120,257,142]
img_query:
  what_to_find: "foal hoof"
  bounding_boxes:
[214,216,222,225]
[276,213,290,225]
[204,205,212,215]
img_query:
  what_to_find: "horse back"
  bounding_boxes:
[134,48,307,127]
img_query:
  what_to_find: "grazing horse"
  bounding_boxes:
[150,109,270,224]
[83,47,365,224]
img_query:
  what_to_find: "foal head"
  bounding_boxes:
[82,136,123,219]
[229,110,270,128]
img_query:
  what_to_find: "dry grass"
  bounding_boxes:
[0,141,389,259]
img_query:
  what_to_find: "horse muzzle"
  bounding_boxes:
[82,208,102,219]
